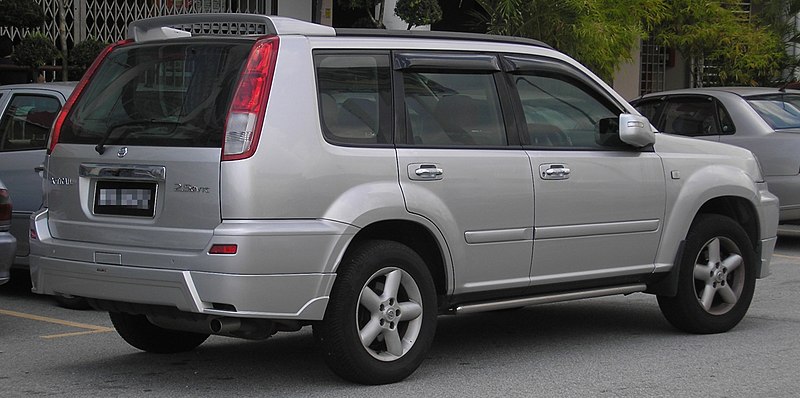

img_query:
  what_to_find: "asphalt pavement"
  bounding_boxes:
[1,237,799,397]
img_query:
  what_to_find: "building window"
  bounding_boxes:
[639,38,666,96]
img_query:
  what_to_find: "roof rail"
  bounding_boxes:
[335,28,551,49]
[128,13,335,42]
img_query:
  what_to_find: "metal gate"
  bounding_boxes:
[1,0,267,47]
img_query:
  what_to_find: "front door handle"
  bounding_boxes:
[540,164,571,180]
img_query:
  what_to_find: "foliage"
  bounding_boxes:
[11,32,60,69]
[750,0,800,79]
[341,0,387,28]
[68,38,107,80]
[0,0,45,30]
[395,0,442,30]
[474,0,667,81]
[654,0,786,86]
[475,0,792,86]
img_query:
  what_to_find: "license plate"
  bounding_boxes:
[93,181,157,217]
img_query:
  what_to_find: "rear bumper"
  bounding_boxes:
[757,182,779,278]
[31,257,335,319]
[30,209,354,320]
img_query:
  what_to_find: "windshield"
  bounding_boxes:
[746,94,800,130]
[58,39,252,148]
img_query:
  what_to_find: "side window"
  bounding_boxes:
[512,72,620,148]
[633,99,663,126]
[315,53,392,145]
[661,97,719,136]
[717,101,736,134]
[402,72,507,147]
[0,94,62,152]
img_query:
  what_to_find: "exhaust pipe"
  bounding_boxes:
[209,317,241,334]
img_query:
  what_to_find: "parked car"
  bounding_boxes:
[0,179,15,285]
[0,82,76,265]
[632,87,800,223]
[29,14,778,384]
[0,82,88,306]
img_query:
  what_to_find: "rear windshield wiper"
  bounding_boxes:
[95,119,182,154]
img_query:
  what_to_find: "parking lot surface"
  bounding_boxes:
[2,237,800,397]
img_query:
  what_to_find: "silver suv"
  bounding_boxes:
[30,14,778,384]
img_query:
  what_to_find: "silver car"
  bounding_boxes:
[632,87,800,222]
[0,82,76,267]
[0,179,16,285]
[29,14,778,384]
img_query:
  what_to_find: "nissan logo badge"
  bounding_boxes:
[117,147,128,158]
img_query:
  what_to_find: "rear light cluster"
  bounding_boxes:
[49,39,134,154]
[222,36,280,161]
[0,189,11,231]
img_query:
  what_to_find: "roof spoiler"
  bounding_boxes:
[128,13,335,42]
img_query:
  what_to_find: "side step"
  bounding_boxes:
[452,284,647,314]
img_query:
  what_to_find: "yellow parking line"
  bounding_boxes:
[0,308,113,338]
[42,330,113,339]
[772,253,800,261]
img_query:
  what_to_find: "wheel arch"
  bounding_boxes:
[649,162,763,297]
[648,194,761,297]
[338,219,451,304]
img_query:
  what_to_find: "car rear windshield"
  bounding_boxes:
[58,39,253,148]
[746,94,800,130]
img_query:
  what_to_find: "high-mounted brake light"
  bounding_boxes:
[49,39,133,154]
[222,36,280,161]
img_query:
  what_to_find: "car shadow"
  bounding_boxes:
[41,295,680,390]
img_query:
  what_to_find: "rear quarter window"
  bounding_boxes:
[314,52,392,146]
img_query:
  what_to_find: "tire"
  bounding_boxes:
[54,294,91,310]
[657,214,757,334]
[316,240,437,384]
[109,312,210,354]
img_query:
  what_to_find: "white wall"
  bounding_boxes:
[278,0,312,21]
[612,42,641,101]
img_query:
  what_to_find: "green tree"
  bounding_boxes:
[11,32,60,69]
[751,0,800,80]
[68,38,107,80]
[654,0,786,86]
[0,0,45,30]
[395,0,443,30]
[342,0,387,28]
[475,0,666,82]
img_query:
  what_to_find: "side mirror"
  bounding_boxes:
[618,114,655,147]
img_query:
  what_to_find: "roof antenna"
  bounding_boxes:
[779,81,792,92]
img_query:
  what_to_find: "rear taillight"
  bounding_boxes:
[222,36,280,161]
[49,39,133,154]
[0,189,11,230]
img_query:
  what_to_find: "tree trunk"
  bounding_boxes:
[57,0,68,81]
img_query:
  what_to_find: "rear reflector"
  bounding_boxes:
[222,36,280,161]
[49,39,133,154]
[209,244,238,255]
[0,189,11,229]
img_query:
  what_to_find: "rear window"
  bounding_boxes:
[746,94,800,130]
[58,40,252,148]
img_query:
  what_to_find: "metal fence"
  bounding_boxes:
[1,0,267,48]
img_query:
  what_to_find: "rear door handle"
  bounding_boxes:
[409,163,443,181]
[539,164,570,180]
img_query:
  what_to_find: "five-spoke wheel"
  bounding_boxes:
[657,214,757,334]
[317,240,437,384]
